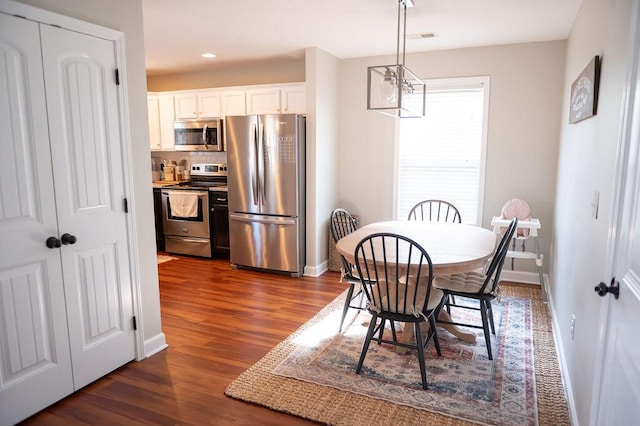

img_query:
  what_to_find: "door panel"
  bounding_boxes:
[0,14,73,425]
[229,213,300,273]
[40,24,135,390]
[595,3,640,421]
[260,114,302,217]
[227,115,261,214]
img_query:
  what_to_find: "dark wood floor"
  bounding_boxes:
[21,255,346,425]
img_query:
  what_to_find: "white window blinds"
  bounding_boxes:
[396,78,489,224]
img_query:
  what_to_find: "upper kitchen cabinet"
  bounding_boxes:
[222,90,247,117]
[148,93,175,151]
[246,84,306,115]
[281,84,307,114]
[148,94,161,150]
[174,89,221,119]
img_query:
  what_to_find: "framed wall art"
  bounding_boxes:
[569,55,601,124]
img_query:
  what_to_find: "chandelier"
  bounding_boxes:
[367,0,426,118]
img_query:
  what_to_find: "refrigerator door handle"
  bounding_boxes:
[230,213,297,226]
[258,118,265,206]
[258,120,265,206]
[251,123,259,205]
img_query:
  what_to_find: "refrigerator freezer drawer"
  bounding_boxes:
[229,213,302,275]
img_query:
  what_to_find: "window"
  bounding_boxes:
[395,76,489,224]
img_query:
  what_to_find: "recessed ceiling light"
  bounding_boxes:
[201,52,216,59]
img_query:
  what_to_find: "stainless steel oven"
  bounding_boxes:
[161,189,211,257]
[160,163,228,258]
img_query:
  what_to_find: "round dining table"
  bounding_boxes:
[335,220,497,345]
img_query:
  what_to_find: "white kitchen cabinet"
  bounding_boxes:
[246,87,281,114]
[149,94,176,151]
[281,84,307,114]
[223,90,247,116]
[246,84,307,115]
[174,90,221,119]
[0,11,136,424]
[198,91,222,117]
[158,94,176,150]
[147,94,161,150]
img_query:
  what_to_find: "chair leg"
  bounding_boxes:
[414,322,428,390]
[377,318,386,343]
[480,300,493,360]
[428,316,442,356]
[339,283,356,333]
[390,321,398,342]
[356,315,378,374]
[487,300,496,335]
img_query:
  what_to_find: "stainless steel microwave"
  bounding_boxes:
[174,118,223,151]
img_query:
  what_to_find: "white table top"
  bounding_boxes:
[335,221,497,275]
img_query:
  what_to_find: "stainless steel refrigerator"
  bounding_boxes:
[226,114,305,276]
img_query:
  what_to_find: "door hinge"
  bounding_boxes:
[132,316,137,331]
[115,68,120,85]
[123,197,128,213]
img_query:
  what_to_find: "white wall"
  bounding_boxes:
[15,0,165,355]
[336,41,566,276]
[147,61,305,91]
[552,0,635,423]
[304,48,340,275]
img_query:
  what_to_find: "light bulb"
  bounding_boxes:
[380,68,398,104]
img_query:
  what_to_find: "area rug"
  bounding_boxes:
[225,285,569,426]
[273,295,534,426]
[157,254,177,264]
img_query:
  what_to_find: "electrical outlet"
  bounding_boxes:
[570,314,576,340]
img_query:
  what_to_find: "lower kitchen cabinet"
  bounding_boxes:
[210,191,230,257]
[153,188,165,251]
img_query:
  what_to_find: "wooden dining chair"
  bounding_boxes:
[330,208,365,332]
[408,199,462,312]
[407,199,462,223]
[434,218,518,360]
[353,233,445,390]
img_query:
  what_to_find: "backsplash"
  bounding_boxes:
[151,151,228,169]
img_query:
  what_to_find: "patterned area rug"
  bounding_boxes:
[225,285,571,425]
[272,296,536,426]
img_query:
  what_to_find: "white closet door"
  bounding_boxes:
[40,25,136,389]
[0,14,74,425]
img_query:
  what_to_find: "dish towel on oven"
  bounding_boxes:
[167,191,198,218]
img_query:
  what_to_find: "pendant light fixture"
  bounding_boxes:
[367,0,426,118]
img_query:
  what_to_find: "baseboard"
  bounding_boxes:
[544,282,579,425]
[304,260,328,277]
[144,332,168,358]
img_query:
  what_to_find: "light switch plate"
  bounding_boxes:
[591,190,600,219]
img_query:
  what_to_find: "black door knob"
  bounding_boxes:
[61,233,77,245]
[594,280,620,299]
[46,237,61,248]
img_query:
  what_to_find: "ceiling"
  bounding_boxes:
[142,0,583,77]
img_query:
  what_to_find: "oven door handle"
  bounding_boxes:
[173,237,210,244]
[162,190,209,197]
